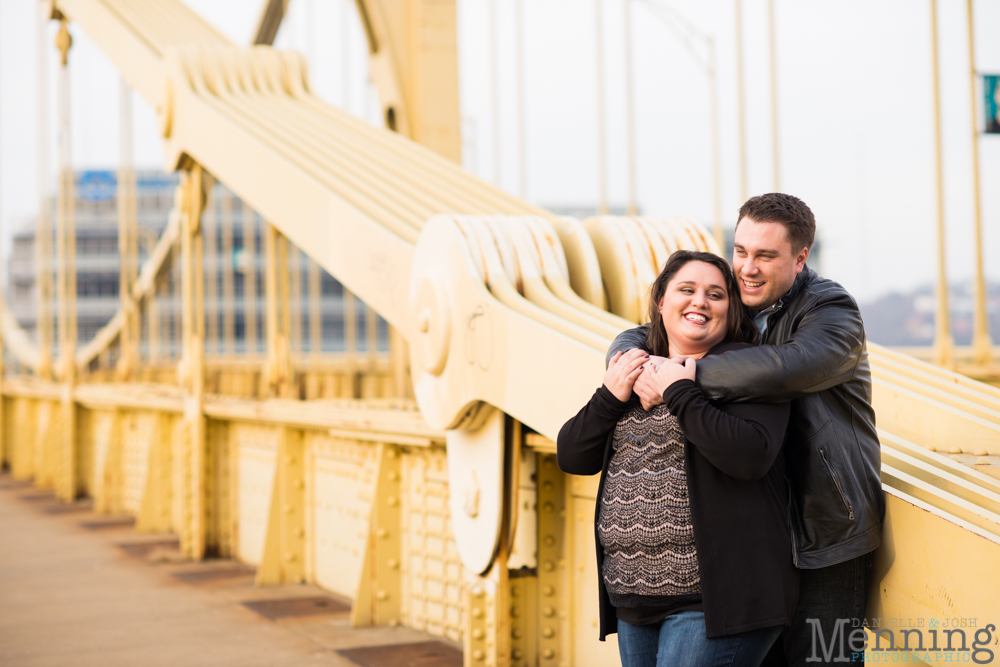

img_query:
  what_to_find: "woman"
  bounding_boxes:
[557,250,798,667]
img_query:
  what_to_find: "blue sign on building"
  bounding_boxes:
[985,75,1000,134]
[76,170,117,202]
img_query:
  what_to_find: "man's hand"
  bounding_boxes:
[634,355,669,411]
[603,349,649,402]
[652,357,696,397]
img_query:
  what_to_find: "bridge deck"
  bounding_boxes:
[0,472,461,667]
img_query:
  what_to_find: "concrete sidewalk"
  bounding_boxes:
[0,473,461,667]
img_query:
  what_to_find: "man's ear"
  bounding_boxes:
[794,246,810,274]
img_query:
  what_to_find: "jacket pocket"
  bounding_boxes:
[819,447,854,520]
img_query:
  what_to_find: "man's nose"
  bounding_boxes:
[742,259,760,276]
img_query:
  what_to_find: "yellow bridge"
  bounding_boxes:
[2,2,1000,665]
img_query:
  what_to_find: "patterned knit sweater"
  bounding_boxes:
[597,398,701,609]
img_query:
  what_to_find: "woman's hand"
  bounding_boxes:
[603,349,649,402]
[652,357,696,397]
[634,355,669,410]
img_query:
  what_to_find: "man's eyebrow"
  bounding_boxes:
[736,245,781,255]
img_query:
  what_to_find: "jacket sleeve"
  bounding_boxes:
[663,380,790,481]
[557,385,629,476]
[605,324,652,368]
[695,290,865,403]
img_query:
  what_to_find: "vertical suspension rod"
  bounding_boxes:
[624,0,638,216]
[768,0,780,192]
[595,0,608,214]
[966,0,991,366]
[734,0,748,202]
[929,0,954,367]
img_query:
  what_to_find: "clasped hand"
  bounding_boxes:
[633,354,696,411]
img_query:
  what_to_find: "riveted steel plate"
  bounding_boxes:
[241,596,350,620]
[337,641,463,667]
[116,538,181,558]
[79,517,136,531]
[170,565,255,585]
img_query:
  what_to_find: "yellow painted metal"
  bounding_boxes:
[308,258,321,358]
[869,491,1000,655]
[263,224,293,398]
[351,442,404,627]
[256,427,306,585]
[966,0,992,366]
[242,200,258,355]
[35,3,54,380]
[220,189,236,356]
[929,0,955,368]
[177,165,209,558]
[6,2,1000,664]
[204,179,220,355]
[54,18,77,502]
[116,78,140,381]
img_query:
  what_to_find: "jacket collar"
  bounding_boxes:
[765,263,816,315]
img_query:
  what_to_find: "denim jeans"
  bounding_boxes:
[761,552,874,667]
[617,611,783,667]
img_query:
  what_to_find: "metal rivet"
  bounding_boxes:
[542,585,555,596]
[542,648,555,659]
[473,629,485,640]
[543,606,555,617]
[542,627,555,638]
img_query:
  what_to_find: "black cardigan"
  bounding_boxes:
[556,341,799,640]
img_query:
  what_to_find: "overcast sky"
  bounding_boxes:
[0,0,998,304]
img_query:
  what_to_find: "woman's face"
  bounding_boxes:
[658,261,730,357]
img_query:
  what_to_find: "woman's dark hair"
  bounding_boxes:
[644,250,758,357]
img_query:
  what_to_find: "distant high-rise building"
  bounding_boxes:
[8,170,388,361]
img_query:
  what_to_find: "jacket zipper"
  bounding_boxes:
[820,447,854,520]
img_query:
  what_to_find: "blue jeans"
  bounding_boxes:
[761,552,874,666]
[617,611,783,667]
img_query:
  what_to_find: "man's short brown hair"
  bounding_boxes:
[736,193,816,252]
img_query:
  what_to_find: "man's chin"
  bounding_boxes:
[740,291,765,308]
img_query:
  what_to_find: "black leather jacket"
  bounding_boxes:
[608,266,884,569]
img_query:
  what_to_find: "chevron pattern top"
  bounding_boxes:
[597,399,702,609]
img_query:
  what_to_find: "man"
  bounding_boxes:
[607,193,883,666]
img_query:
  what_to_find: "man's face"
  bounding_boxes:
[732,217,809,311]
